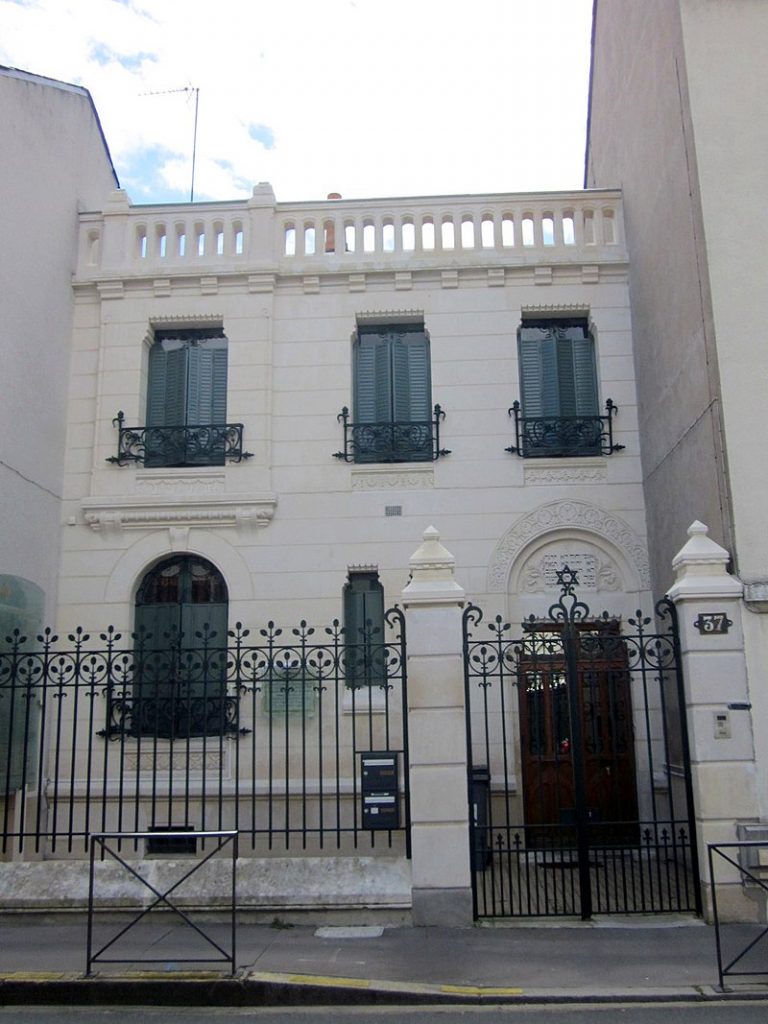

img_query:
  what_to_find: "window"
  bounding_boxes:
[517,318,600,456]
[145,328,228,467]
[352,324,432,463]
[343,570,385,688]
[132,556,230,738]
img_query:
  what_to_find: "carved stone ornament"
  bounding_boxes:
[81,494,277,534]
[521,551,621,593]
[525,464,607,485]
[487,500,650,592]
[351,467,434,490]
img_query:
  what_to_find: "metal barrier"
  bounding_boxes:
[86,829,237,976]
[708,841,768,989]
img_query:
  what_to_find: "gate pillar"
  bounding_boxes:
[401,526,471,925]
[668,521,759,921]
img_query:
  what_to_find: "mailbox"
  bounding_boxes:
[361,751,400,830]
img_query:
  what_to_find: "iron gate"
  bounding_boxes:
[463,567,701,919]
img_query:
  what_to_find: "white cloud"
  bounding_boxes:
[1,0,594,202]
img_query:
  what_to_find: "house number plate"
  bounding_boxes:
[694,612,732,635]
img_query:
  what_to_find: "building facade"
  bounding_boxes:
[586,0,768,915]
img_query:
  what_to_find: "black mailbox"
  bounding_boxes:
[361,751,400,830]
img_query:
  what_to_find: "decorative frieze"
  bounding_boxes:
[488,500,650,592]
[135,472,226,496]
[533,266,553,285]
[525,463,607,485]
[81,494,277,534]
[350,467,434,490]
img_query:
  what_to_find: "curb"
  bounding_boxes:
[1,972,768,1007]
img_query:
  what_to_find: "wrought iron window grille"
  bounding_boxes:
[506,399,624,458]
[333,404,451,464]
[107,410,253,467]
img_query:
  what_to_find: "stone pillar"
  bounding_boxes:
[668,521,760,921]
[401,526,472,925]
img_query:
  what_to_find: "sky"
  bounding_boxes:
[1,0,595,205]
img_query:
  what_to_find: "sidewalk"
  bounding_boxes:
[0,913,767,1006]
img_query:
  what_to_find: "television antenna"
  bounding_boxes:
[140,86,200,201]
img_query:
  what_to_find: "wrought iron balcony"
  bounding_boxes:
[333,405,451,464]
[506,399,624,458]
[107,411,253,467]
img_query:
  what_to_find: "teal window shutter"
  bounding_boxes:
[353,325,431,462]
[145,331,228,466]
[344,571,385,688]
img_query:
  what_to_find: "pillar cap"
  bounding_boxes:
[668,521,742,601]
[401,526,465,604]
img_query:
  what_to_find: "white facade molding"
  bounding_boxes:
[81,494,277,534]
[488,500,650,592]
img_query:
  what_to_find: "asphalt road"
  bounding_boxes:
[0,1001,767,1023]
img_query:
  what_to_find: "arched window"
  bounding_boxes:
[132,556,230,738]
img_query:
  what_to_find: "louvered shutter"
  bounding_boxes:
[344,573,385,688]
[185,342,228,465]
[354,333,389,424]
[519,332,546,417]
[571,335,598,416]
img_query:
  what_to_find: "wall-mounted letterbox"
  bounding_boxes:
[361,751,400,830]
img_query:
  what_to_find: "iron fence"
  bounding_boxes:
[709,841,768,988]
[0,611,410,858]
[463,573,701,918]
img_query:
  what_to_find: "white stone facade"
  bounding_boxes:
[62,186,648,636]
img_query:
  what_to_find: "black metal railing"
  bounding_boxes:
[107,411,253,467]
[506,399,624,457]
[0,613,409,857]
[463,576,701,919]
[709,841,768,988]
[333,405,451,463]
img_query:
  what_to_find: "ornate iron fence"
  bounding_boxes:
[333,405,450,463]
[463,569,701,919]
[0,612,409,857]
[506,399,623,458]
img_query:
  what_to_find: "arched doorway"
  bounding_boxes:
[133,555,229,738]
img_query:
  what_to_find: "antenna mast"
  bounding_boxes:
[141,86,200,201]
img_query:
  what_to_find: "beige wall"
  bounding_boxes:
[586,0,768,824]
[585,0,729,597]
[0,69,116,620]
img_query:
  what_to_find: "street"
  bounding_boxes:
[0,1001,767,1023]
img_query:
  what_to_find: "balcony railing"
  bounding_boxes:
[506,399,624,458]
[107,411,253,467]
[333,405,451,464]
